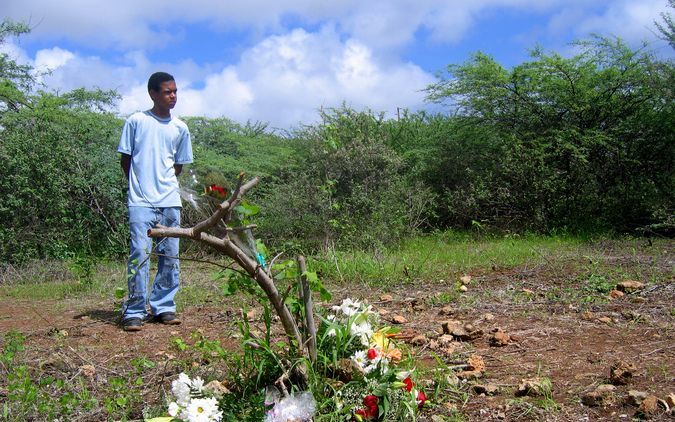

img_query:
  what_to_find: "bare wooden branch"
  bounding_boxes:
[148,176,307,364]
[193,204,231,236]
[298,256,317,363]
[229,172,247,204]
[226,224,258,232]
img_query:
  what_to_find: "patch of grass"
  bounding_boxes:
[102,375,143,419]
[0,258,124,301]
[584,274,613,294]
[645,363,671,382]
[507,374,559,418]
[427,284,463,306]
[0,331,104,421]
[438,414,468,422]
[2,281,96,300]
[312,232,584,286]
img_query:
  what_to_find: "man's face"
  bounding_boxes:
[149,80,177,110]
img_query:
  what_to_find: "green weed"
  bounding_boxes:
[103,376,142,419]
[0,331,100,421]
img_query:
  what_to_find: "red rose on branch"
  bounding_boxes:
[367,348,378,360]
[204,184,228,199]
[403,377,414,392]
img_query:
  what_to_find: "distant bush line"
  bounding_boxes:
[1,20,673,263]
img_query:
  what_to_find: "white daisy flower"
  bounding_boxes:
[182,397,223,422]
[351,350,368,369]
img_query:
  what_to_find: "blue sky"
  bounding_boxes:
[2,0,672,130]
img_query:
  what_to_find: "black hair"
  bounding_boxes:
[147,72,175,92]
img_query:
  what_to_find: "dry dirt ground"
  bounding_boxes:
[0,242,673,421]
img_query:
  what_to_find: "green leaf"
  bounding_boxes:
[319,287,332,301]
[221,281,237,296]
[372,383,389,396]
[303,270,318,283]
[304,270,332,301]
[234,201,260,216]
[272,259,298,280]
[114,287,126,299]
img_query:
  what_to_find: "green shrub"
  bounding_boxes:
[258,107,436,252]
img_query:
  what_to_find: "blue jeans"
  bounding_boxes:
[123,206,181,321]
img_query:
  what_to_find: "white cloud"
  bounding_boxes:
[3,0,601,51]
[233,27,434,128]
[423,5,475,44]
[556,0,669,45]
[118,83,150,115]
[34,47,74,72]
[12,26,433,129]
[174,67,254,120]
[338,2,427,49]
[3,0,671,129]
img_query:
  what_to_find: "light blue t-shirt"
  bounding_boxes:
[117,110,193,208]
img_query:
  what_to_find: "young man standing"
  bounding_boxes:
[117,72,193,332]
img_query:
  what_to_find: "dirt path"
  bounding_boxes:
[1,249,673,421]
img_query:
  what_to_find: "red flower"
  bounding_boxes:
[367,348,378,360]
[364,394,378,408]
[364,395,379,418]
[204,184,228,199]
[354,395,379,420]
[416,390,427,409]
[403,377,414,392]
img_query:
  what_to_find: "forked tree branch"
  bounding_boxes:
[148,176,306,359]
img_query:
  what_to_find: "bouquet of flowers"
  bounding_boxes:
[153,298,427,421]
[321,298,428,421]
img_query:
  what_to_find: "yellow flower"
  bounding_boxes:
[370,329,390,351]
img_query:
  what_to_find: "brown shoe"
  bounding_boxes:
[122,318,143,332]
[154,312,181,325]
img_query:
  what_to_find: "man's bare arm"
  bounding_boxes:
[120,154,131,180]
[174,164,183,177]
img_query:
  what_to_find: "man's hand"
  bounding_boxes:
[174,164,183,177]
